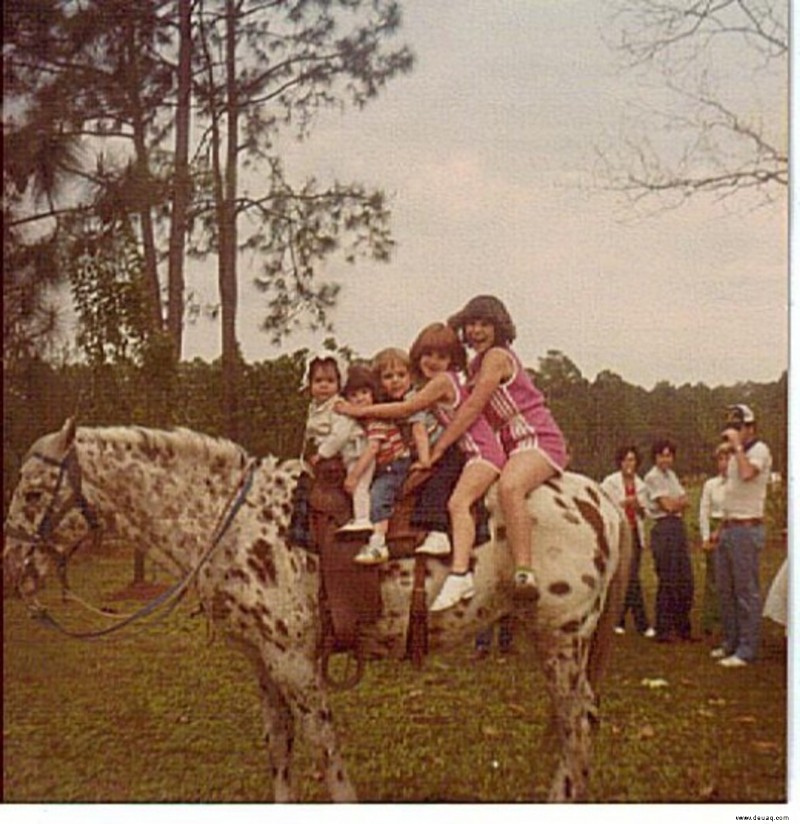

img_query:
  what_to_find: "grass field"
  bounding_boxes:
[2,536,788,804]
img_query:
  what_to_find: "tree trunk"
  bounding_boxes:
[166,0,192,361]
[218,0,241,440]
[125,20,163,334]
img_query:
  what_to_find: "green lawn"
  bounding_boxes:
[2,536,788,803]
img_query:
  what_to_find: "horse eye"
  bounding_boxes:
[24,490,44,504]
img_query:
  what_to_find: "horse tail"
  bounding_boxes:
[587,515,632,690]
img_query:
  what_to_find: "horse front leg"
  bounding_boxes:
[264,648,356,803]
[290,670,357,802]
[540,635,596,802]
[257,663,298,801]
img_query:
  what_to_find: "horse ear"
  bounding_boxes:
[59,417,77,451]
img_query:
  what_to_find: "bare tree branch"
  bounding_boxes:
[598,0,787,210]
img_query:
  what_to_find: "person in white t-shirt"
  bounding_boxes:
[711,404,773,668]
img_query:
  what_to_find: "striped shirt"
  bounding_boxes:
[366,419,409,468]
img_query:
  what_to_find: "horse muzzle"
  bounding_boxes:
[3,535,50,599]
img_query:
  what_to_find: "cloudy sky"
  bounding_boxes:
[183,0,789,390]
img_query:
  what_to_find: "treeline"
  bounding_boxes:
[3,348,787,516]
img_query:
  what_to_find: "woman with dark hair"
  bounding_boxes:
[601,445,655,637]
[643,438,694,643]
[427,295,568,610]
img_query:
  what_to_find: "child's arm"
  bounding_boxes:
[336,374,452,419]
[317,414,355,460]
[430,348,508,462]
[411,420,431,468]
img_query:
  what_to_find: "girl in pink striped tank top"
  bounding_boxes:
[429,295,568,610]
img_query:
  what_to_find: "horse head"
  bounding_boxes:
[3,418,100,598]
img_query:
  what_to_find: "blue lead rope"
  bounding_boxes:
[33,458,259,640]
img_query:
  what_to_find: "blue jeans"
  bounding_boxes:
[476,615,513,652]
[715,524,764,661]
[369,456,412,523]
[618,530,650,633]
[651,517,694,640]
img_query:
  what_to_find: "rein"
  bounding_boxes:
[26,455,259,641]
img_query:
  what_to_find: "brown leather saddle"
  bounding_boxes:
[308,458,431,687]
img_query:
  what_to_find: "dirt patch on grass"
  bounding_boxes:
[106,581,172,602]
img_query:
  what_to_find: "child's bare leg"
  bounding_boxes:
[497,451,555,569]
[430,462,497,612]
[351,460,374,523]
[448,462,499,572]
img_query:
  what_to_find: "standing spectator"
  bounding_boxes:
[643,439,694,643]
[698,443,733,639]
[474,615,514,660]
[601,446,655,637]
[712,404,773,667]
[763,558,787,633]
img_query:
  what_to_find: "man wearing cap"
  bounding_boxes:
[712,404,773,668]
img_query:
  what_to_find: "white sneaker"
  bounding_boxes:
[337,519,373,534]
[710,647,728,659]
[614,626,626,635]
[644,627,656,639]
[513,567,540,600]
[353,537,389,565]
[719,655,748,668]
[415,531,451,556]
[429,572,475,612]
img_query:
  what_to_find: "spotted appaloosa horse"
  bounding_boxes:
[3,420,630,802]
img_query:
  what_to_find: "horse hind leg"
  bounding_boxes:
[540,635,597,802]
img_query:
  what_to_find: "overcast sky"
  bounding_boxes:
[182,0,789,390]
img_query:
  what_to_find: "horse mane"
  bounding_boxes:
[78,425,252,469]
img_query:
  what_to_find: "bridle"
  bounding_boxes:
[5,447,101,585]
[7,447,258,640]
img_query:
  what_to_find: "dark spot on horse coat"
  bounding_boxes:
[226,567,251,584]
[495,525,507,541]
[561,620,581,633]
[276,619,289,636]
[581,574,597,589]
[574,497,611,559]
[252,539,276,579]
[554,497,568,509]
[549,581,572,596]
[545,479,562,493]
[211,591,233,619]
[586,486,600,506]
[593,554,607,575]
